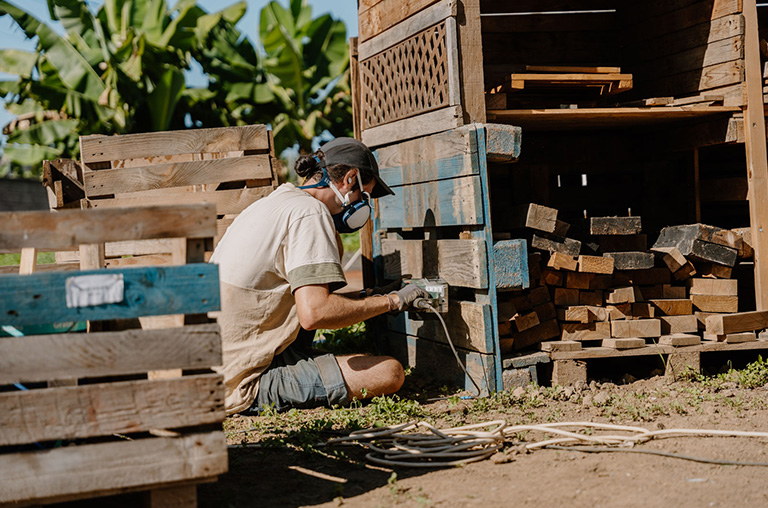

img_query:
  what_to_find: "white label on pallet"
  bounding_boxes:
[65,274,125,308]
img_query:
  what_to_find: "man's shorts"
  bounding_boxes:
[242,341,349,415]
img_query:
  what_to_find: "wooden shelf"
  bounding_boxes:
[487,106,741,131]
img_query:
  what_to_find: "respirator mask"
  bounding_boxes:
[300,162,372,234]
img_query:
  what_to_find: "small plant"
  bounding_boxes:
[736,356,768,388]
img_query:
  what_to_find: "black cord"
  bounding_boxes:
[544,445,768,467]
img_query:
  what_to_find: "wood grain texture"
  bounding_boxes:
[484,124,522,162]
[705,310,768,335]
[88,187,272,216]
[388,300,493,352]
[0,264,220,327]
[548,252,577,271]
[493,239,529,289]
[0,374,225,447]
[0,204,216,253]
[602,338,646,350]
[561,322,611,341]
[362,106,463,148]
[380,238,488,288]
[377,174,483,228]
[0,324,220,385]
[578,255,614,274]
[650,299,694,316]
[659,334,701,346]
[688,278,738,295]
[659,315,699,334]
[84,155,273,197]
[80,125,269,163]
[691,294,739,312]
[0,432,227,505]
[457,0,485,123]
[358,0,442,42]
[611,319,661,338]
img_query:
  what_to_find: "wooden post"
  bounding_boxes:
[742,0,768,310]
[457,0,485,124]
[19,248,37,275]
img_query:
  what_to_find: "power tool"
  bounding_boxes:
[404,277,449,313]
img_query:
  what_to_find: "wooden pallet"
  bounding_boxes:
[0,204,226,507]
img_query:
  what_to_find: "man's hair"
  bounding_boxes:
[295,150,374,187]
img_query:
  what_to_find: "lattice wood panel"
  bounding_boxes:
[361,21,453,129]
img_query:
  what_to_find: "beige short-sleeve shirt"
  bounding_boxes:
[209,183,346,414]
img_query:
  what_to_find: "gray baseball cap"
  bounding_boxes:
[322,137,395,198]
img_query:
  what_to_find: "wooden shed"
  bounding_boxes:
[352,0,768,390]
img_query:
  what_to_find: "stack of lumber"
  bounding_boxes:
[0,204,227,507]
[499,209,756,353]
[486,66,633,110]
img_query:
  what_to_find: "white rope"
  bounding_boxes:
[327,420,768,468]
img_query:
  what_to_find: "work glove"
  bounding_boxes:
[390,284,432,312]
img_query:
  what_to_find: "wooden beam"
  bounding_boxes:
[88,187,272,216]
[457,0,485,123]
[0,432,227,505]
[358,0,442,42]
[705,310,768,334]
[380,238,488,288]
[0,204,216,253]
[361,106,463,148]
[742,0,768,310]
[80,125,269,163]
[0,264,220,327]
[0,374,224,447]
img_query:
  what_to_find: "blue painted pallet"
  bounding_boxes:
[0,264,219,327]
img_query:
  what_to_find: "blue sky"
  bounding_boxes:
[0,0,358,133]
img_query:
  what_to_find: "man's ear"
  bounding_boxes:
[343,169,358,188]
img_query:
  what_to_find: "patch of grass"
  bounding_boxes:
[0,252,56,266]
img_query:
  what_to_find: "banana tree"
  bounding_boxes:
[257,0,352,155]
[0,0,244,177]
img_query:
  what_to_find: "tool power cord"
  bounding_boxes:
[412,298,483,396]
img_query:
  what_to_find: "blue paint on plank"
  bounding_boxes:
[0,264,220,327]
[493,239,531,290]
[379,153,478,188]
[485,124,523,162]
[378,175,485,229]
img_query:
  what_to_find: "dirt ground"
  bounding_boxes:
[199,374,768,508]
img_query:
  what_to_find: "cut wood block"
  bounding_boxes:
[495,239,531,290]
[498,320,512,336]
[653,225,738,266]
[659,315,699,334]
[705,310,768,335]
[533,302,557,322]
[542,268,564,286]
[732,227,754,259]
[563,305,608,323]
[566,272,595,289]
[509,203,558,232]
[663,285,687,299]
[578,255,614,274]
[539,340,581,352]
[659,334,701,346]
[598,234,647,252]
[691,294,738,313]
[688,278,738,296]
[512,311,540,332]
[603,251,655,270]
[554,288,579,306]
[673,263,697,280]
[553,219,570,237]
[723,331,757,344]
[606,286,641,304]
[632,303,655,318]
[602,338,646,349]
[654,246,688,272]
[696,262,733,279]
[531,233,581,256]
[547,252,577,271]
[614,268,671,286]
[611,319,661,338]
[561,321,611,341]
[579,290,604,307]
[639,285,663,300]
[696,312,723,330]
[590,216,642,235]
[649,299,693,316]
[511,319,561,350]
[529,286,551,306]
[607,303,632,320]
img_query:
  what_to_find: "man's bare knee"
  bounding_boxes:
[336,354,405,400]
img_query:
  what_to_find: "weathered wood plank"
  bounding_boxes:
[0,374,224,447]
[0,324,220,385]
[0,264,220,326]
[705,310,768,335]
[358,0,442,42]
[387,300,493,352]
[362,106,463,148]
[377,174,483,228]
[359,0,457,59]
[88,187,272,216]
[84,155,273,197]
[80,125,269,163]
[0,432,227,505]
[493,239,530,290]
[484,124,522,162]
[0,205,216,253]
[380,238,488,288]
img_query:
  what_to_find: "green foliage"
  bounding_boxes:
[1,0,352,178]
[0,251,55,265]
[736,355,768,388]
[315,321,376,356]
